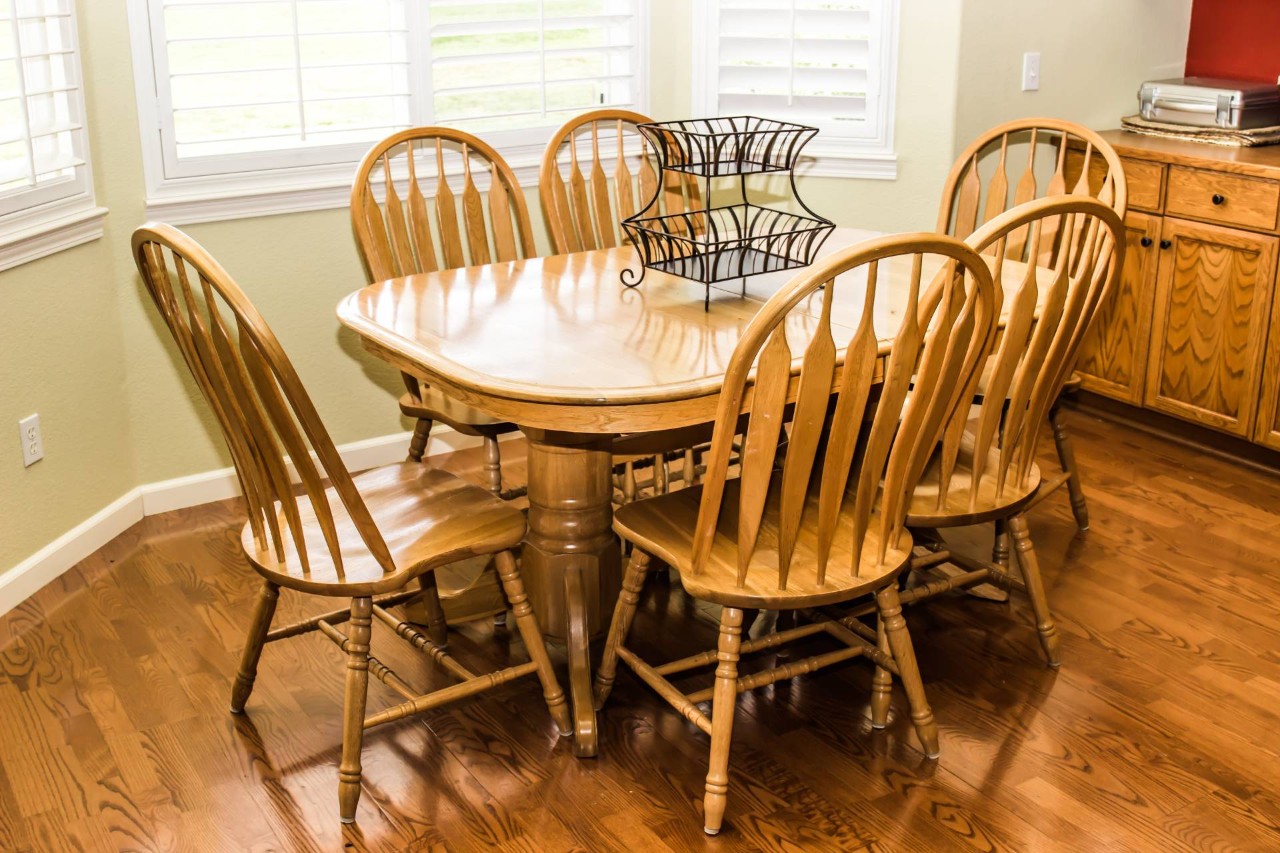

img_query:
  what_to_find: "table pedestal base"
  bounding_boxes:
[520,430,621,757]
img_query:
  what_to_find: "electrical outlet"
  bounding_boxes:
[1022,52,1041,92]
[18,414,43,467]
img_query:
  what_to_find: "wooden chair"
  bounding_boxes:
[132,223,571,824]
[866,197,1125,677]
[351,127,537,498]
[939,118,1128,532]
[592,233,999,835]
[539,109,710,502]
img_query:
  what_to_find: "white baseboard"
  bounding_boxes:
[1,426,490,619]
[0,490,145,617]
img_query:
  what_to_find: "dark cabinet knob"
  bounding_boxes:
[1212,193,1226,205]
[1159,239,1172,249]
[1140,237,1153,247]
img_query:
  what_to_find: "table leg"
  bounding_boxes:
[520,431,621,759]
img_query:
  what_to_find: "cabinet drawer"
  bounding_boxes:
[1166,166,1279,231]
[1122,157,1165,212]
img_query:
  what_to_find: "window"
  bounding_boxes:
[129,0,648,223]
[692,0,898,179]
[0,0,104,271]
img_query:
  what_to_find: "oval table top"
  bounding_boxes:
[337,228,1045,433]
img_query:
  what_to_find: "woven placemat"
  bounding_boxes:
[1121,114,1280,147]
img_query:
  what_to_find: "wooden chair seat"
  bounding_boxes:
[241,463,526,595]
[135,223,570,825]
[609,422,715,457]
[615,478,912,609]
[905,435,1042,528]
[940,119,1129,532]
[885,195,1126,672]
[397,387,518,437]
[593,234,1000,835]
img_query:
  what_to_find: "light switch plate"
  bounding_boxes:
[1022,52,1041,92]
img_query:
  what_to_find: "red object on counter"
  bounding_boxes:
[1186,0,1280,83]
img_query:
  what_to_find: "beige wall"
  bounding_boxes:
[0,0,1190,573]
[954,0,1192,151]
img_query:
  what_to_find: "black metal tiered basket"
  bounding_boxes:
[621,116,834,309]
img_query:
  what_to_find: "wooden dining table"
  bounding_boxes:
[336,227,1048,757]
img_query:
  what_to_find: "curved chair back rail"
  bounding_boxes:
[539,108,704,254]
[939,118,1128,266]
[351,126,537,283]
[929,196,1126,514]
[688,233,999,590]
[133,223,394,578]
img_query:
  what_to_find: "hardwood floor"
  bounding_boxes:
[3,413,1280,851]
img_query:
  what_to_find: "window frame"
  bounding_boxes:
[126,0,650,225]
[0,1,105,272]
[690,0,899,180]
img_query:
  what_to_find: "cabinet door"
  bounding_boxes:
[1253,287,1280,450]
[1075,211,1161,403]
[1145,217,1278,436]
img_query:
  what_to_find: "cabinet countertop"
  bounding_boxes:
[1101,128,1280,181]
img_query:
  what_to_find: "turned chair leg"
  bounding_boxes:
[869,616,892,729]
[230,580,279,714]
[483,436,503,496]
[703,606,743,836]
[773,609,796,662]
[965,519,1012,603]
[682,448,697,487]
[415,572,449,648]
[875,585,939,759]
[338,597,372,823]
[993,519,1010,569]
[1008,514,1062,667]
[1050,404,1089,531]
[593,549,651,709]
[621,461,637,504]
[407,417,433,463]
[494,550,573,735]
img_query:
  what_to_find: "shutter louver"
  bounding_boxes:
[715,0,884,138]
[133,0,648,215]
[0,0,92,215]
[158,0,413,160]
[427,0,640,134]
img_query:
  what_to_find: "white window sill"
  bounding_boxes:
[797,153,898,180]
[0,203,108,272]
[796,141,898,181]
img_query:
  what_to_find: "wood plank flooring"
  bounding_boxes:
[3,412,1280,851]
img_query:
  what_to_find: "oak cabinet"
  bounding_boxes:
[1073,131,1280,450]
[1076,211,1161,404]
[1144,218,1277,436]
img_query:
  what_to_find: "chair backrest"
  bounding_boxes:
[691,234,998,590]
[930,195,1125,513]
[351,127,536,283]
[539,108,704,254]
[133,223,395,576]
[939,118,1127,264]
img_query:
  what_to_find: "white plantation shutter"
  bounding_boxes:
[0,0,94,217]
[427,0,641,136]
[147,0,418,177]
[131,0,647,221]
[694,0,898,178]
